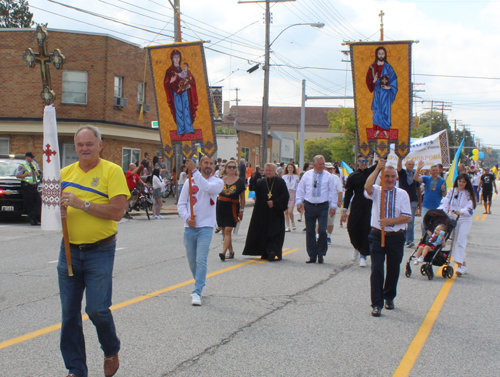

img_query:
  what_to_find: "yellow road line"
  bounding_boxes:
[0,253,281,350]
[481,213,487,221]
[474,215,480,221]
[393,265,458,377]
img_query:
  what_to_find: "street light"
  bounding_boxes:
[260,21,325,167]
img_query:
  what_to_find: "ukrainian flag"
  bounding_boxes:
[446,138,465,190]
[492,165,498,179]
[341,161,354,177]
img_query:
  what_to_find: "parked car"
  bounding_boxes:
[0,156,26,217]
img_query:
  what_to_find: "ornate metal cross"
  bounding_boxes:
[23,24,65,105]
[43,144,57,163]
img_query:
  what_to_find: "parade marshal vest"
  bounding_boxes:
[21,161,36,184]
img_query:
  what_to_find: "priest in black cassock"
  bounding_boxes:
[243,163,289,261]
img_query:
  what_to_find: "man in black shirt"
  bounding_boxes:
[397,157,421,248]
[478,167,498,214]
[341,154,377,267]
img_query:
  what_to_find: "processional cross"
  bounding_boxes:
[23,24,65,105]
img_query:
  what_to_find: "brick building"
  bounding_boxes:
[0,28,162,170]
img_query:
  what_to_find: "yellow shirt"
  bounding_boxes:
[61,159,130,244]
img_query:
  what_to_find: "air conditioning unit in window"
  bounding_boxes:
[114,97,128,108]
[137,103,151,113]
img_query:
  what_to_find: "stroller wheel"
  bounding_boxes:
[426,265,434,280]
[447,267,454,279]
[405,263,412,278]
[420,265,427,276]
[442,266,449,278]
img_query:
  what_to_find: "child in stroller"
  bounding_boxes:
[413,223,447,265]
[405,209,457,280]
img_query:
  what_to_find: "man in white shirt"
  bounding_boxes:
[296,155,338,264]
[325,162,343,244]
[178,156,224,306]
[364,159,411,317]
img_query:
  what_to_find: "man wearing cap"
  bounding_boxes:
[16,152,42,225]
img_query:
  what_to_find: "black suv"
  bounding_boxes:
[0,155,30,217]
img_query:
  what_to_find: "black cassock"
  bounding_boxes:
[243,176,289,260]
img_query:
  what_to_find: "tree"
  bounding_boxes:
[303,138,335,163]
[0,0,34,28]
[327,107,356,163]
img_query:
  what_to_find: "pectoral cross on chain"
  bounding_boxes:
[267,192,272,199]
[23,24,65,105]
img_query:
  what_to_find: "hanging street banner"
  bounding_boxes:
[348,41,413,159]
[386,129,450,168]
[147,41,217,159]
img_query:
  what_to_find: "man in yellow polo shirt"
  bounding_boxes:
[59,125,129,377]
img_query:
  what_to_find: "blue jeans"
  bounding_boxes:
[57,240,120,377]
[406,201,418,243]
[184,227,213,296]
[304,201,329,258]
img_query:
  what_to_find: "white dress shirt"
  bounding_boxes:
[364,185,411,232]
[178,170,224,228]
[296,169,338,209]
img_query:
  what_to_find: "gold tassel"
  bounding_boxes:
[139,104,144,121]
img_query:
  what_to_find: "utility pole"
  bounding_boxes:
[422,100,451,135]
[261,0,271,166]
[429,100,433,135]
[232,88,240,131]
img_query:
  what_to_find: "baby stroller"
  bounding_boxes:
[405,209,458,280]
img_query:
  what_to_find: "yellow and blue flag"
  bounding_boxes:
[341,161,354,177]
[445,138,465,190]
[491,165,498,179]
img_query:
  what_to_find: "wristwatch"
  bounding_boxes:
[83,201,91,212]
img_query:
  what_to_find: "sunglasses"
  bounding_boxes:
[359,159,369,163]
[226,165,237,169]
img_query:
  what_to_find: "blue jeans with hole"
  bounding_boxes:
[184,227,213,296]
[57,240,120,377]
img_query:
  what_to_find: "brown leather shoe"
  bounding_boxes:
[104,353,119,377]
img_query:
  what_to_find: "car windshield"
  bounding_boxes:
[0,160,22,176]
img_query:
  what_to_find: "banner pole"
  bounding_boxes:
[380,167,386,247]
[61,217,73,276]
[188,170,194,220]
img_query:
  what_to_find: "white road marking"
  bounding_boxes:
[47,260,58,264]
[116,247,126,250]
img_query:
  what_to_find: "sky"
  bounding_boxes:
[24,0,500,149]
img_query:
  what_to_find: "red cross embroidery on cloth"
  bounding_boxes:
[43,144,57,163]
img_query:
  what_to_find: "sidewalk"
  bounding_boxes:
[129,196,255,217]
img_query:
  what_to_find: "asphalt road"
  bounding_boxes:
[1,197,499,377]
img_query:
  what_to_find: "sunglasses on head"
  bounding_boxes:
[226,165,237,169]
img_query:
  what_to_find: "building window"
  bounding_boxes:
[122,147,141,172]
[0,137,10,154]
[241,147,250,162]
[138,82,145,103]
[62,70,88,104]
[114,76,123,98]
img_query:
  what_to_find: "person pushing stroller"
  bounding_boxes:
[413,223,447,265]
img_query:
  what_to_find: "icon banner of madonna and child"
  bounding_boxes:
[148,41,217,158]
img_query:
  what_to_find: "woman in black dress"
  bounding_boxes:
[216,160,246,261]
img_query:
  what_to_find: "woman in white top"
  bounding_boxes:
[438,173,476,276]
[283,162,300,232]
[152,168,165,219]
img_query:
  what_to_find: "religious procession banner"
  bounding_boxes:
[41,105,62,231]
[147,41,217,158]
[386,130,450,169]
[348,41,413,159]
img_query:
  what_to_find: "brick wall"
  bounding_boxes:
[0,29,156,128]
[237,130,272,168]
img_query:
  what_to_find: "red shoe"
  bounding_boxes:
[104,353,119,377]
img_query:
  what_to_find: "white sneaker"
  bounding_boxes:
[153,215,159,219]
[462,266,468,274]
[414,256,424,264]
[359,257,367,267]
[158,215,164,219]
[191,293,201,306]
[406,242,415,248]
[292,222,296,230]
[352,249,359,261]
[455,266,463,276]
